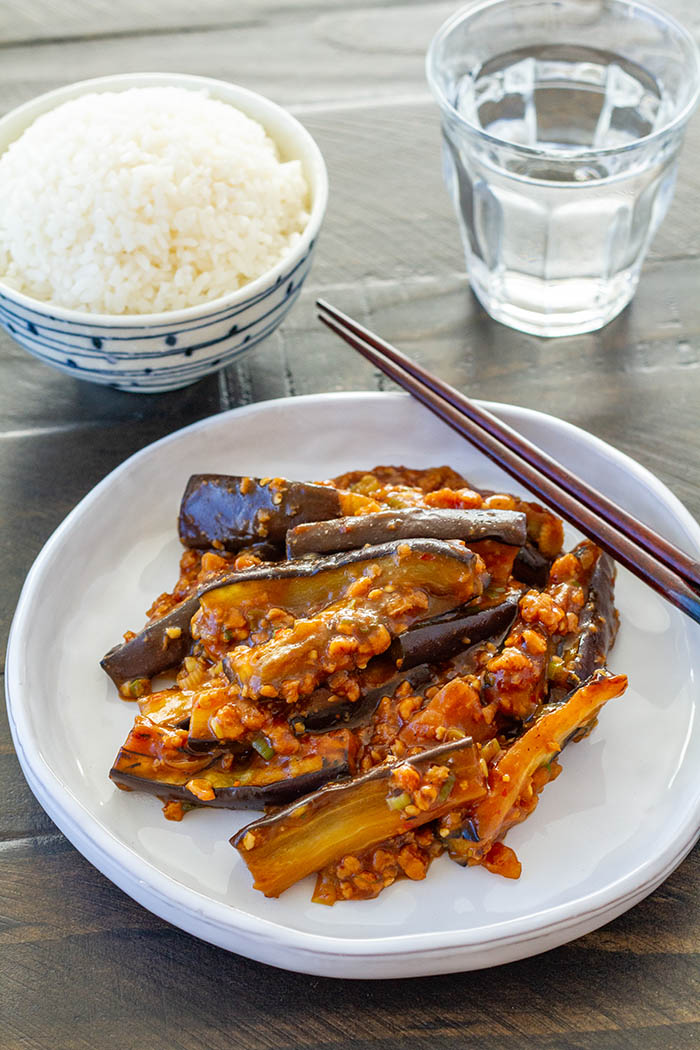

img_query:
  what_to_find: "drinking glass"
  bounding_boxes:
[426,0,700,337]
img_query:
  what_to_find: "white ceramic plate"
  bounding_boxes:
[6,392,700,978]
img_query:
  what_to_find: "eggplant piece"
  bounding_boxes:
[110,721,355,809]
[138,688,194,728]
[179,474,342,551]
[389,594,519,670]
[444,669,628,866]
[285,508,526,558]
[196,537,486,668]
[198,538,484,640]
[481,540,609,723]
[188,661,434,750]
[215,540,487,701]
[232,736,487,897]
[550,553,618,702]
[196,541,482,646]
[102,538,484,688]
[511,541,550,588]
[101,595,200,688]
[290,663,435,734]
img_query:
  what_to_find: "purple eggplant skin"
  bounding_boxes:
[285,507,526,559]
[572,554,618,673]
[389,594,520,671]
[102,537,482,688]
[179,474,342,551]
[198,536,480,597]
[232,734,484,873]
[549,553,618,703]
[288,663,435,736]
[110,760,351,809]
[100,595,199,688]
[286,596,518,735]
[511,541,550,588]
[229,541,283,563]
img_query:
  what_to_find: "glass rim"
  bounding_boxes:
[425,0,700,161]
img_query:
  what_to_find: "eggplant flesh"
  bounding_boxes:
[102,537,485,689]
[179,474,342,551]
[138,688,193,728]
[390,594,520,671]
[285,508,526,558]
[218,545,486,701]
[232,736,487,897]
[200,534,483,609]
[445,669,628,865]
[195,537,486,668]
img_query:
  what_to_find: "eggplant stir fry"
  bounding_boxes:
[104,464,627,904]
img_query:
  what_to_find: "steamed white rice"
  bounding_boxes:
[0,87,310,314]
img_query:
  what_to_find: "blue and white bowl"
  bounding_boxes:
[0,74,328,393]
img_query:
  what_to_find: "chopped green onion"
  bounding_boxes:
[480,738,501,764]
[124,677,149,699]
[222,627,234,643]
[547,656,564,680]
[386,791,411,812]
[252,733,275,760]
[436,773,456,805]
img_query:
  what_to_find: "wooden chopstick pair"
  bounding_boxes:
[316,298,700,627]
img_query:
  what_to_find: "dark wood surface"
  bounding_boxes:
[1,2,698,1047]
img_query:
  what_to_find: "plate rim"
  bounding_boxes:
[6,390,700,974]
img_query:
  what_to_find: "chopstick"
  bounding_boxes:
[319,299,700,590]
[316,298,700,627]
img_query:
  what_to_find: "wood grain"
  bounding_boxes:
[0,0,448,46]
[1,843,698,1050]
[0,1,698,1047]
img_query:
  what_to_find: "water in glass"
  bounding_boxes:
[444,45,683,335]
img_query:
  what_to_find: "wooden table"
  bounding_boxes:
[1,1,698,1046]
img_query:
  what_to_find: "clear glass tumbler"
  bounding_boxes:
[427,0,700,337]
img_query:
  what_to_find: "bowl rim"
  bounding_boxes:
[0,72,328,327]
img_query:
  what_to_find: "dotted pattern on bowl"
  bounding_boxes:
[0,244,315,392]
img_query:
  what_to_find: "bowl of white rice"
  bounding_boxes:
[0,73,327,392]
